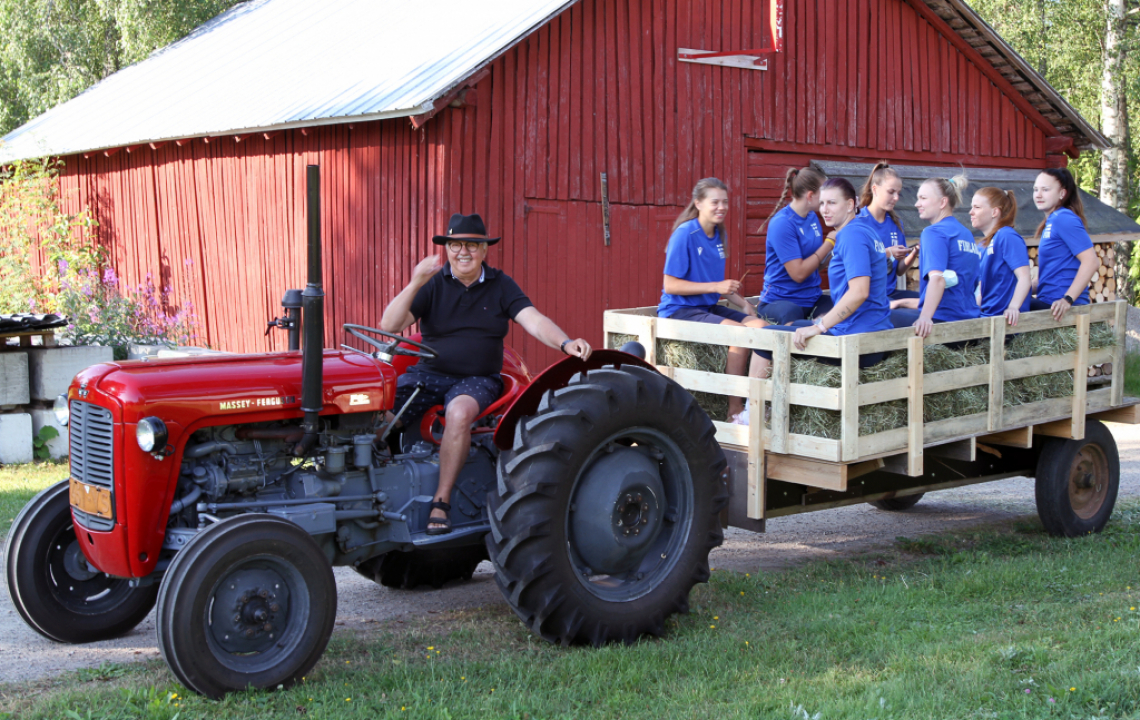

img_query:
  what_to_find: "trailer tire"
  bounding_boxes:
[1035,420,1119,538]
[868,493,925,512]
[354,545,487,590]
[156,514,336,699]
[4,480,157,643]
[487,365,728,646]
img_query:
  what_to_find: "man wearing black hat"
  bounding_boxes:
[380,213,592,535]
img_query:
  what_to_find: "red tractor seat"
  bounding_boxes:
[418,373,521,445]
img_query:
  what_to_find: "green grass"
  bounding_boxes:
[1125,349,1140,398]
[3,500,1140,720]
[0,461,67,539]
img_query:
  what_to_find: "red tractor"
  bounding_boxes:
[5,167,726,698]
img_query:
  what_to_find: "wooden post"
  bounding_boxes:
[638,315,657,366]
[907,335,923,476]
[1111,300,1126,406]
[1072,313,1089,439]
[770,332,791,454]
[988,315,1005,431]
[746,377,765,519]
[839,335,860,461]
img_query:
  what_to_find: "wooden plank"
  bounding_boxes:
[927,437,975,462]
[907,336,923,476]
[840,335,860,460]
[858,427,909,458]
[770,332,792,453]
[1112,300,1126,406]
[666,366,842,409]
[638,314,657,365]
[765,454,848,492]
[923,413,987,444]
[654,316,842,355]
[982,426,1033,448]
[988,315,1005,430]
[924,364,991,395]
[859,377,909,405]
[1072,313,1089,439]
[747,378,765,519]
[1092,404,1140,424]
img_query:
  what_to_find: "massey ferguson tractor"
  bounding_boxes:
[5,167,727,698]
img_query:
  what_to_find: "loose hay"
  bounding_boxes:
[610,320,1115,440]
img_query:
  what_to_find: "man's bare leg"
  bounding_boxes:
[430,395,480,531]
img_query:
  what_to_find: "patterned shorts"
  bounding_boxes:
[392,366,505,424]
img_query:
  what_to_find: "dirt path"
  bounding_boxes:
[4,423,1139,685]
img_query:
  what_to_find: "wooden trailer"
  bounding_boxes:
[604,300,1140,537]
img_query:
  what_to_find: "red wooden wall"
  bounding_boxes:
[55,0,1057,373]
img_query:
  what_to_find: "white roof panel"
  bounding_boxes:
[0,0,575,163]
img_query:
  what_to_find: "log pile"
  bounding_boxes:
[904,242,1118,302]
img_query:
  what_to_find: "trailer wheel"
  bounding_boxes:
[156,515,336,698]
[4,480,157,643]
[354,545,487,590]
[487,365,728,646]
[868,493,925,512]
[1035,420,1119,538]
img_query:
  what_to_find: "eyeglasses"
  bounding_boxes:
[446,241,485,253]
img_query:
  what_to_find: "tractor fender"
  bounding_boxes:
[492,349,657,450]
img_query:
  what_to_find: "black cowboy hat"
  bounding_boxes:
[431,213,501,246]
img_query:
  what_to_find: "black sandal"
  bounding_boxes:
[426,500,452,536]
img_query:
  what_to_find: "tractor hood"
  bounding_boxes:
[72,350,396,424]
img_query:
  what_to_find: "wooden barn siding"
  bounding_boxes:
[55,0,1051,372]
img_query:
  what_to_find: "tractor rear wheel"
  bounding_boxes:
[5,480,157,643]
[487,365,728,646]
[156,515,336,698]
[1035,420,1119,537]
[354,545,487,590]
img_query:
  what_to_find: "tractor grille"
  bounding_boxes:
[70,401,115,489]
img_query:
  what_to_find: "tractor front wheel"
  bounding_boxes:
[4,480,157,643]
[156,515,336,698]
[487,365,728,646]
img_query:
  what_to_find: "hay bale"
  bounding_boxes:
[607,332,729,419]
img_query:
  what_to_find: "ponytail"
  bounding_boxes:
[755,166,827,235]
[1034,167,1087,240]
[923,173,970,211]
[975,187,1018,246]
[859,161,903,231]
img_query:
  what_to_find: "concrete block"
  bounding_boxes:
[27,346,114,401]
[30,408,68,459]
[0,413,33,464]
[0,352,29,406]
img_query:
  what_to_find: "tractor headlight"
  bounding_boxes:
[53,394,69,426]
[136,417,168,453]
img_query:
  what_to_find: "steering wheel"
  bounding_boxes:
[342,324,438,361]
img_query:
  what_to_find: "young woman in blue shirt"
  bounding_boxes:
[856,162,919,300]
[658,177,766,420]
[1029,168,1098,321]
[969,187,1031,326]
[891,175,982,338]
[754,167,834,325]
[754,178,894,372]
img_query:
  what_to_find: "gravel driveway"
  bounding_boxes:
[4,422,1139,685]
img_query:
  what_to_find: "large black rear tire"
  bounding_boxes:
[4,480,157,643]
[354,545,488,590]
[486,365,728,646]
[1035,420,1119,537]
[156,515,336,698]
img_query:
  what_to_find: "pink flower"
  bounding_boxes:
[1025,689,1031,694]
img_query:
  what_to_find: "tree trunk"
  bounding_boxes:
[1099,0,1129,212]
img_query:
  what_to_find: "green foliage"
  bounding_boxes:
[0,0,242,136]
[31,425,59,460]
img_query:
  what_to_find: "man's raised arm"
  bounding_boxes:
[380,255,441,333]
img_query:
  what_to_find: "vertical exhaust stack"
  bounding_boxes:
[296,165,325,455]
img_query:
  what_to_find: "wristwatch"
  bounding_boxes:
[560,339,572,354]
[1062,295,1074,305]
[812,318,827,332]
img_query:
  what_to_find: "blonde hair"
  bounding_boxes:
[922,173,970,211]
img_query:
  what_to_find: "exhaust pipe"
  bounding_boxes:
[295,165,325,455]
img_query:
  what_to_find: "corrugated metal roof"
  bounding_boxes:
[0,0,577,163]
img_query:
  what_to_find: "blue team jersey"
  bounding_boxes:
[854,208,906,277]
[658,219,727,317]
[828,222,893,336]
[1037,207,1093,305]
[759,205,824,306]
[918,216,982,322]
[979,226,1031,316]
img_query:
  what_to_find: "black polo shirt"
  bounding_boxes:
[410,262,534,376]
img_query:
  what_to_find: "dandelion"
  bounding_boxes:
[1070,688,1076,692]
[709,625,716,629]
[740,591,745,596]
[427,646,434,651]
[713,616,719,620]
[346,698,351,702]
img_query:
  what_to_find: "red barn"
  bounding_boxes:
[0,0,1125,371]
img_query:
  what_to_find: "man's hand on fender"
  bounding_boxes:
[412,254,442,284]
[562,339,592,360]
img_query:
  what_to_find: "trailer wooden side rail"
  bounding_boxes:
[604,300,1139,525]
